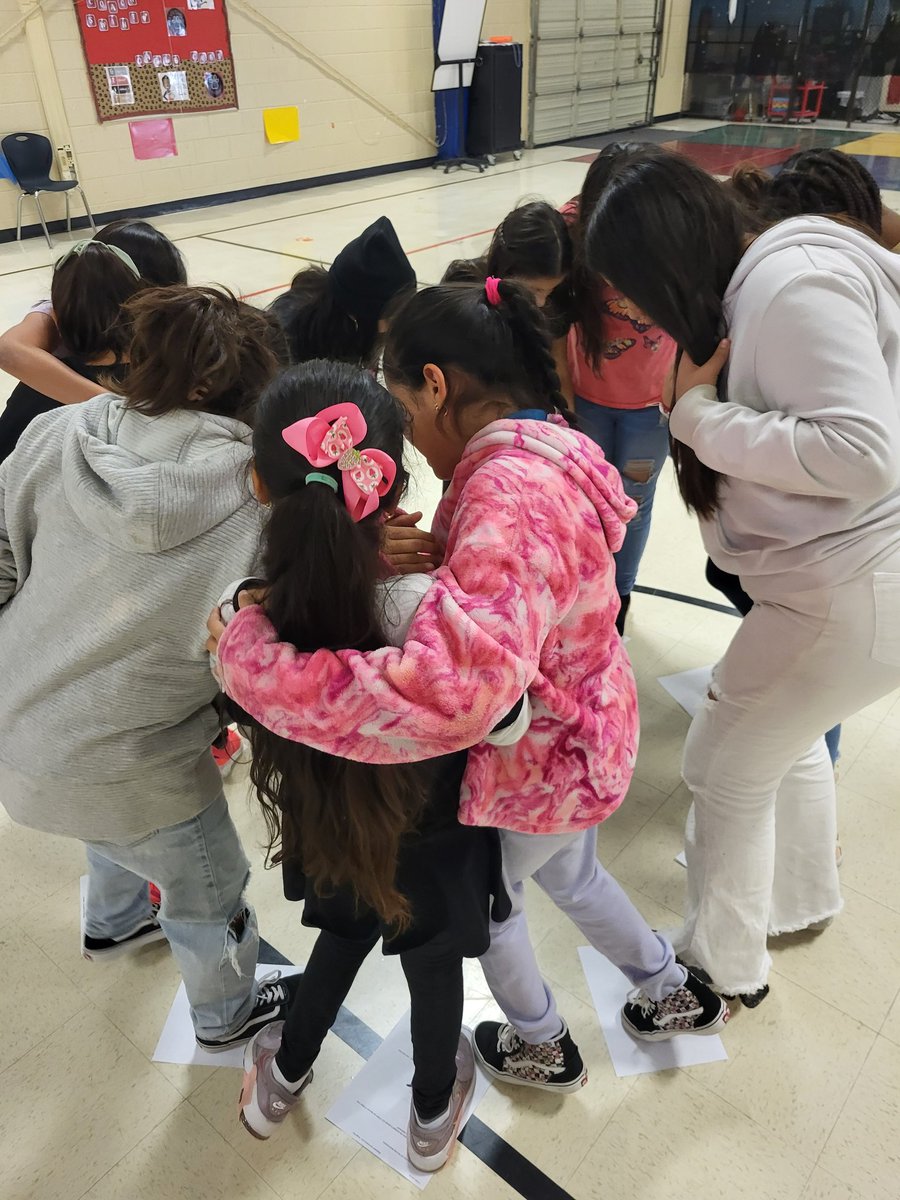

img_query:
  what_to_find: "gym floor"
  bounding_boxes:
[1,121,899,1200]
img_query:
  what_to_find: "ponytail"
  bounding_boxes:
[247,362,423,930]
[269,266,373,366]
[384,280,572,431]
[490,278,573,423]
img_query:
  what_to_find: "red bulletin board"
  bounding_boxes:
[74,0,238,122]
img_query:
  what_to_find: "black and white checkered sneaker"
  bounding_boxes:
[473,1020,587,1092]
[622,969,730,1040]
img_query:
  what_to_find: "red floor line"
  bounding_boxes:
[405,227,496,255]
[238,227,497,299]
[240,282,288,300]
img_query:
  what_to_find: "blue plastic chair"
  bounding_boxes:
[1,132,96,248]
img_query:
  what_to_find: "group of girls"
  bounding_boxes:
[1,140,899,1173]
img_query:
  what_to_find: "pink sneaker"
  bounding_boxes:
[212,727,245,777]
[239,1021,312,1139]
[407,1033,477,1173]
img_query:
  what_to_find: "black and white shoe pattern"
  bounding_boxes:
[82,913,167,961]
[473,1020,588,1093]
[622,969,730,1040]
[196,971,300,1052]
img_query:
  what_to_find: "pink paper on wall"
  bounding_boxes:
[129,118,178,160]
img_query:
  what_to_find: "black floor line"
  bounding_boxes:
[632,584,740,617]
[257,938,576,1200]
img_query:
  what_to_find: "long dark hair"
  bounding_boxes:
[94,218,188,287]
[586,149,747,517]
[248,362,424,929]
[384,279,571,430]
[730,149,883,237]
[269,266,374,366]
[50,242,144,361]
[569,142,650,370]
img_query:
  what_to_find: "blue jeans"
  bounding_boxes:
[84,794,260,1040]
[575,398,669,596]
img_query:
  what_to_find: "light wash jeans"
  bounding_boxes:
[678,556,900,995]
[575,398,669,597]
[84,793,260,1041]
[479,827,686,1043]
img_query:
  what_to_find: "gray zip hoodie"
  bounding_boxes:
[0,393,261,841]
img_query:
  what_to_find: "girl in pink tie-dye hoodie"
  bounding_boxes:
[209,279,729,1090]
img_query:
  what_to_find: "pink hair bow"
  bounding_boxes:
[281,402,397,522]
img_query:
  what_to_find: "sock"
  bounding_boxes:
[415,1102,451,1129]
[272,1056,310,1093]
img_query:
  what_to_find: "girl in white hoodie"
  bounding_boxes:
[585,149,900,1005]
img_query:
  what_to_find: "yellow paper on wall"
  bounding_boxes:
[264,106,300,144]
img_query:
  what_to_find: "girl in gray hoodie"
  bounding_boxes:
[0,285,297,1049]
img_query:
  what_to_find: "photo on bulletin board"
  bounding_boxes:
[74,0,238,122]
[158,69,189,101]
[165,7,186,35]
[106,63,135,105]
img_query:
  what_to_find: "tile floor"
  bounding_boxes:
[1,124,900,1200]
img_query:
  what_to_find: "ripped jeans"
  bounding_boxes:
[84,794,260,1040]
[575,398,669,597]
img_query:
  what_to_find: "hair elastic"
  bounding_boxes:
[484,276,502,307]
[305,471,339,493]
[56,239,141,279]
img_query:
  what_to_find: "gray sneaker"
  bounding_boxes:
[406,1032,476,1173]
[238,1021,312,1139]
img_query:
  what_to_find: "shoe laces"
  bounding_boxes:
[254,970,289,1008]
[627,987,655,1017]
[497,1024,523,1054]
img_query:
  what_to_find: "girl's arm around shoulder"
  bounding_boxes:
[213,463,575,762]
[0,313,105,405]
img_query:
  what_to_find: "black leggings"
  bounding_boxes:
[276,928,464,1120]
[705,558,752,616]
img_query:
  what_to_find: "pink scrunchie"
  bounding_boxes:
[484,276,502,307]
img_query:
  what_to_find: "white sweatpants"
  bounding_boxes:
[678,556,900,994]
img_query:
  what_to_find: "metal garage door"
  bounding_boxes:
[529,0,662,145]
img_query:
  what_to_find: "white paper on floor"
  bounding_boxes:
[326,1013,491,1190]
[578,946,727,1078]
[675,850,687,868]
[153,963,303,1069]
[657,664,715,719]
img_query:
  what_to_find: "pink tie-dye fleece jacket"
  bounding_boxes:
[217,414,639,835]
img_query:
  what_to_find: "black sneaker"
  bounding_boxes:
[82,916,167,961]
[676,956,770,1009]
[473,1020,587,1093]
[196,971,300,1052]
[622,969,730,1040]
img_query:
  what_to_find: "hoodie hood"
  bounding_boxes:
[456,413,636,553]
[61,393,256,553]
[727,215,900,310]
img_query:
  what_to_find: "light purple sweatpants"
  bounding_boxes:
[479,826,686,1043]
